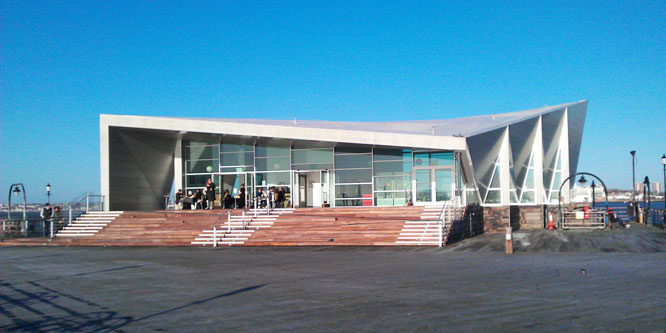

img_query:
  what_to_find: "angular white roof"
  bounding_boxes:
[165,100,586,137]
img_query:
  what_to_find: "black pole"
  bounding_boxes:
[592,185,596,209]
[631,151,637,220]
[663,160,666,223]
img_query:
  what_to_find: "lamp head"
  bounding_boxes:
[630,150,636,156]
[643,176,650,185]
[46,183,51,192]
[578,175,588,186]
[591,180,596,188]
[13,187,20,196]
[661,154,666,165]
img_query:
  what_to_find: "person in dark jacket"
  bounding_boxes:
[238,184,246,208]
[40,203,53,237]
[205,179,216,209]
[194,189,203,210]
[175,189,183,210]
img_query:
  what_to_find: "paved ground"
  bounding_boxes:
[2,239,665,331]
[448,223,666,253]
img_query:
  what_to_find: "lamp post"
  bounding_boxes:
[46,183,51,204]
[591,181,597,209]
[662,154,666,221]
[631,150,637,220]
[8,184,27,221]
[643,176,650,224]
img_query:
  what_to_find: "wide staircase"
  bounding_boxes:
[52,211,230,246]
[56,211,123,237]
[4,206,470,247]
[244,206,424,246]
[192,208,295,246]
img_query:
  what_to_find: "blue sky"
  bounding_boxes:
[1,1,665,203]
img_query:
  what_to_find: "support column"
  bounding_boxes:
[499,127,511,205]
[559,108,571,204]
[100,120,110,211]
[533,117,544,205]
[174,138,183,194]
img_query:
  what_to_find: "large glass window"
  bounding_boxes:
[256,172,290,187]
[334,154,372,169]
[413,151,453,167]
[220,152,254,166]
[548,147,563,203]
[485,157,502,204]
[291,148,333,171]
[292,149,333,164]
[334,146,372,207]
[256,144,290,158]
[520,152,536,204]
[373,148,412,206]
[256,157,290,171]
[186,145,219,160]
[335,169,372,184]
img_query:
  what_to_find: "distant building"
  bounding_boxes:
[100,101,588,211]
[652,182,661,194]
[636,182,661,194]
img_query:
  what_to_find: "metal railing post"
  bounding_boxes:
[242,210,246,229]
[213,227,217,247]
[50,220,54,238]
[439,220,443,248]
[69,208,72,226]
[86,196,90,213]
[2,220,5,240]
[227,211,231,233]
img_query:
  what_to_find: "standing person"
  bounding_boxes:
[40,203,53,237]
[256,188,265,208]
[239,184,246,208]
[53,206,63,230]
[268,187,277,209]
[277,187,286,208]
[194,189,203,210]
[205,179,216,210]
[175,189,183,210]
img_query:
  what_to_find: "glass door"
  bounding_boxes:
[434,169,453,201]
[415,169,432,203]
[320,170,330,205]
[413,167,454,204]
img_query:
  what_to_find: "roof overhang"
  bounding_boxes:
[100,114,468,150]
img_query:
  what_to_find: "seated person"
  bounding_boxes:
[222,189,233,209]
[256,188,266,208]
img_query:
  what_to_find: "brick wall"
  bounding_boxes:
[518,206,546,229]
[483,206,510,233]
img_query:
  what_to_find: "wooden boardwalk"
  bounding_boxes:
[447,224,666,253]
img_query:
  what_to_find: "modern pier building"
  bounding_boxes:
[100,100,587,212]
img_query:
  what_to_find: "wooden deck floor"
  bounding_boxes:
[447,224,666,253]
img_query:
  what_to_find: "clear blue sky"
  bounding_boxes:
[1,1,665,203]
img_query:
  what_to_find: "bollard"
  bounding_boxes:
[242,210,246,229]
[50,220,54,238]
[227,211,232,233]
[505,227,513,254]
[69,208,72,226]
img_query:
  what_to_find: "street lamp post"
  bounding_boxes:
[46,183,51,204]
[662,154,666,221]
[643,176,650,224]
[631,151,637,221]
[591,181,597,209]
[8,184,27,221]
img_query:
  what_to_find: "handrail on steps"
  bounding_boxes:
[210,209,251,247]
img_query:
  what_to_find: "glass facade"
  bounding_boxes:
[182,135,462,208]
